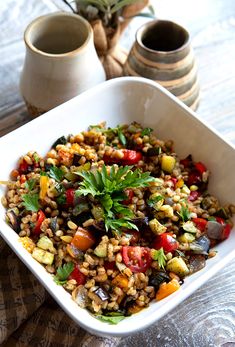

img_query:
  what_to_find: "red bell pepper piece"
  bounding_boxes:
[194,162,207,175]
[192,217,207,232]
[69,265,86,285]
[33,210,46,235]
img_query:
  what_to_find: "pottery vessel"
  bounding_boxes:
[124,20,200,110]
[20,12,106,117]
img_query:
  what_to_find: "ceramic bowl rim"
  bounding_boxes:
[24,12,93,58]
[136,19,190,55]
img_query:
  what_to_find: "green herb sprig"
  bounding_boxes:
[151,248,167,269]
[54,262,75,285]
[76,165,154,232]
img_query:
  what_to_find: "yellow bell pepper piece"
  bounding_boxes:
[112,274,129,289]
[156,278,180,301]
[176,178,184,188]
[39,175,49,200]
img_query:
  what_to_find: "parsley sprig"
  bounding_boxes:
[76,165,154,232]
[54,262,74,285]
[178,204,191,222]
[150,248,167,269]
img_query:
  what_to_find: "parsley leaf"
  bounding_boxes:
[25,178,36,191]
[22,193,40,212]
[105,217,138,233]
[54,262,74,285]
[178,204,191,222]
[49,166,64,182]
[117,127,127,146]
[95,314,125,324]
[150,248,167,269]
[141,127,153,136]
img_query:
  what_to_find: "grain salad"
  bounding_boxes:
[1,122,234,324]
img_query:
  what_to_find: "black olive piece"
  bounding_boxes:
[52,136,67,149]
[72,153,82,166]
[145,147,161,157]
[131,217,149,228]
[94,287,110,301]
[149,270,170,290]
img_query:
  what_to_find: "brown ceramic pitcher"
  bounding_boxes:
[123,20,200,110]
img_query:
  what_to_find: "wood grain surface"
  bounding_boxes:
[0,0,235,346]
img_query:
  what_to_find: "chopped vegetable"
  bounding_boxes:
[32,247,54,265]
[122,246,151,273]
[6,210,20,233]
[112,274,129,288]
[37,235,55,252]
[152,233,179,253]
[71,227,95,251]
[166,257,189,277]
[19,236,35,253]
[149,218,167,235]
[33,210,45,235]
[161,155,176,173]
[69,265,86,285]
[156,278,180,301]
[39,175,49,200]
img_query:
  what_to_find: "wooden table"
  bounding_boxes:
[0,0,235,346]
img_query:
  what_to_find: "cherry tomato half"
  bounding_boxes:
[103,149,142,165]
[122,150,143,165]
[122,246,151,273]
[69,265,86,285]
[33,210,46,235]
[152,233,179,253]
[192,217,207,232]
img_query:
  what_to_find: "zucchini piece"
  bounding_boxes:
[37,236,55,253]
[166,257,189,277]
[149,218,167,235]
[178,232,195,243]
[94,243,107,257]
[32,247,54,265]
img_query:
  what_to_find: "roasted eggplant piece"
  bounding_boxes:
[206,221,224,240]
[6,210,20,233]
[188,255,206,274]
[189,235,210,255]
[149,270,170,290]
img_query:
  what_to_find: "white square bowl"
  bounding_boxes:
[0,77,235,337]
